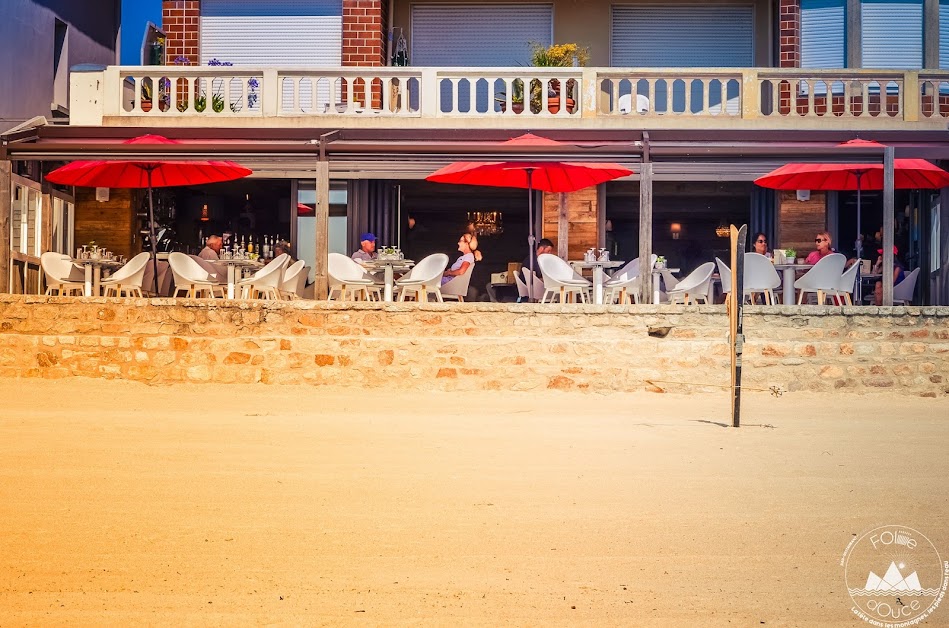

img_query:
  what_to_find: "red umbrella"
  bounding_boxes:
[426,133,633,281]
[46,134,252,292]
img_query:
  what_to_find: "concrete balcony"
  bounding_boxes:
[71,65,949,131]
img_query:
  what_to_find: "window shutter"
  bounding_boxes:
[940,0,949,68]
[801,0,846,68]
[861,0,922,69]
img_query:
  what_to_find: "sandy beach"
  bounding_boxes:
[0,378,946,626]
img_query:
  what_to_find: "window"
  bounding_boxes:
[801,0,846,68]
[11,182,42,257]
[861,0,923,69]
[51,194,75,255]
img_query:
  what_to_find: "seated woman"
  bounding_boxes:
[805,231,836,265]
[442,233,481,285]
[751,232,771,258]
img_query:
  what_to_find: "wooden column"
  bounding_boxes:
[638,163,653,303]
[542,188,597,260]
[0,161,11,293]
[882,146,895,306]
[314,159,330,300]
[557,193,569,258]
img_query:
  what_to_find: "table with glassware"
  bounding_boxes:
[72,253,123,296]
[569,259,624,304]
[216,256,263,299]
[773,262,814,304]
[359,257,415,302]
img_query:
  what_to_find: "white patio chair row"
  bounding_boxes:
[327,253,460,302]
[716,253,782,305]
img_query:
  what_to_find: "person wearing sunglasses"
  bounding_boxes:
[751,232,771,258]
[805,231,835,265]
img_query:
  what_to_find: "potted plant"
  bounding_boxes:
[784,248,797,264]
[655,255,666,269]
[498,42,589,114]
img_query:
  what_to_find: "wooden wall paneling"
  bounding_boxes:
[74,188,137,258]
[541,187,598,261]
[778,190,827,255]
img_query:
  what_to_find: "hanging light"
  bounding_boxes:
[715,221,730,238]
[467,210,503,236]
[199,203,210,222]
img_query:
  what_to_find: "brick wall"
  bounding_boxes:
[779,0,800,68]
[342,0,387,66]
[0,296,946,396]
[162,0,200,65]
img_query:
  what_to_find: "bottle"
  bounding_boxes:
[240,235,246,251]
[247,235,254,254]
[262,237,271,259]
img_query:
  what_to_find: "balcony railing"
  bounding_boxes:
[71,66,949,129]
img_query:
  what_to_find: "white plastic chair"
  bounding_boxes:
[41,252,86,296]
[521,268,546,302]
[744,253,781,305]
[794,253,846,304]
[715,257,732,295]
[189,255,227,286]
[603,254,656,304]
[833,262,861,305]
[618,93,650,114]
[280,260,307,300]
[395,253,449,302]
[440,262,474,301]
[328,253,379,301]
[666,262,715,305]
[100,252,151,297]
[513,268,529,301]
[892,268,920,305]
[237,253,290,300]
[168,252,219,298]
[537,253,592,303]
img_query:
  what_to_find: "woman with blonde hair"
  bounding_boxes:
[806,230,836,264]
[442,232,481,284]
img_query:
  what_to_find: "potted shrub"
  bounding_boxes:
[527,42,588,114]
[784,248,797,264]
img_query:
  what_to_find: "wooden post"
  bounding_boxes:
[882,146,895,306]
[0,160,11,293]
[314,159,330,300]
[638,162,653,303]
[557,192,569,259]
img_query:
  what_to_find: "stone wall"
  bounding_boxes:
[0,295,947,396]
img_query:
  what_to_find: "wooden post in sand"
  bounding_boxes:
[729,224,747,427]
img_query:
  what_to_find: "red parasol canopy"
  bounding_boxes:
[46,134,253,293]
[753,159,949,191]
[426,134,632,287]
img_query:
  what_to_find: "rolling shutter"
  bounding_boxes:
[801,0,846,68]
[411,4,553,67]
[861,0,922,68]
[201,0,343,112]
[940,0,949,68]
[610,5,754,68]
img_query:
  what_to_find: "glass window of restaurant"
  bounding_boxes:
[294,180,348,283]
[11,180,43,257]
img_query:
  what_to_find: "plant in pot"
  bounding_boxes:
[498,42,589,114]
[784,248,797,264]
[655,255,666,269]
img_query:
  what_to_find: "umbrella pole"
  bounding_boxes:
[855,172,863,303]
[147,168,160,295]
[527,168,535,300]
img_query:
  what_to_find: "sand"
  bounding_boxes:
[0,379,946,626]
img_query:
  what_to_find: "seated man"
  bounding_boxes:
[199,235,223,260]
[352,232,377,262]
[522,238,555,278]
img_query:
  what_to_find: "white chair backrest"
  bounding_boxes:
[513,268,528,298]
[189,255,222,278]
[658,268,680,291]
[281,260,306,292]
[404,253,449,284]
[441,261,474,296]
[108,252,151,284]
[673,262,716,293]
[169,252,213,285]
[893,267,920,302]
[794,253,846,290]
[837,261,860,294]
[744,253,781,290]
[251,253,290,281]
[715,257,732,293]
[537,254,577,284]
[618,93,650,113]
[41,252,84,283]
[328,252,367,283]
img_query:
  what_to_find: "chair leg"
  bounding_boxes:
[797,290,805,305]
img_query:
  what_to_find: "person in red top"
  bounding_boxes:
[805,231,836,265]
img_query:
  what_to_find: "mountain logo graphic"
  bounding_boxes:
[862,562,922,592]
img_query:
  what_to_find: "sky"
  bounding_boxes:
[121,0,162,65]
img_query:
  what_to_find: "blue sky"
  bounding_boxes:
[121,0,162,65]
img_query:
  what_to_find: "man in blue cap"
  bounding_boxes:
[352,232,377,262]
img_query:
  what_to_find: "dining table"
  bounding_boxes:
[72,257,123,296]
[359,257,415,302]
[651,267,681,304]
[773,262,814,304]
[569,259,624,304]
[216,258,263,299]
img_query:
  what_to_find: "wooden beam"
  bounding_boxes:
[639,163,653,303]
[0,160,11,293]
[882,146,895,306]
[557,192,569,259]
[314,159,330,300]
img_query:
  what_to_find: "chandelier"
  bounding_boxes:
[715,221,730,238]
[467,211,503,236]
